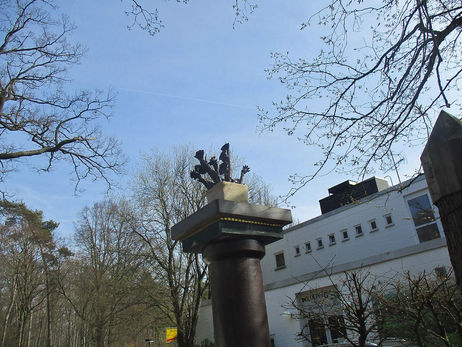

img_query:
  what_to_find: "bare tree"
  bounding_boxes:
[0,0,124,187]
[377,269,462,346]
[0,201,43,347]
[0,200,69,347]
[122,0,257,35]
[259,0,462,198]
[62,199,150,347]
[131,148,209,347]
[290,269,391,347]
[246,172,279,207]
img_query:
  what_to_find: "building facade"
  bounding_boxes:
[196,175,451,346]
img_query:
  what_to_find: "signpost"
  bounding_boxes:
[166,328,178,344]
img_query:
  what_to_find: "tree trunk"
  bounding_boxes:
[1,278,17,347]
[413,321,424,347]
[95,323,105,347]
[18,309,26,347]
[37,242,53,347]
[35,318,43,347]
[26,311,33,347]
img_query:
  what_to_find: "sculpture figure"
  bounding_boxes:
[190,143,250,189]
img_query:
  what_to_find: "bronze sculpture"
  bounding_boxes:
[190,143,250,189]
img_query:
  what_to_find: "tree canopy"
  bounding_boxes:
[258,0,462,197]
[0,0,124,187]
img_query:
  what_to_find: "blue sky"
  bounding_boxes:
[4,0,425,241]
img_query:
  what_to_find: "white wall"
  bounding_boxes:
[195,300,214,344]
[263,245,451,347]
[261,176,444,286]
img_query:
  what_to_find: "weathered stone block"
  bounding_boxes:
[421,110,462,203]
[206,181,249,203]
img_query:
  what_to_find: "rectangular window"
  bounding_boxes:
[408,194,436,226]
[407,194,440,243]
[369,219,378,231]
[317,238,324,249]
[355,224,363,236]
[275,252,285,269]
[308,318,328,346]
[341,229,349,240]
[415,223,440,242]
[328,234,336,245]
[294,245,301,256]
[328,316,347,343]
[305,242,312,252]
[385,214,393,226]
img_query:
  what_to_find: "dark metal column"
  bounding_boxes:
[204,239,270,347]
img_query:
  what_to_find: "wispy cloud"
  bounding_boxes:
[118,87,255,110]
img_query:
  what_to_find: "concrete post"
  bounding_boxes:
[421,110,462,289]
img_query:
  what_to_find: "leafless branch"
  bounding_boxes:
[259,0,462,200]
[0,0,125,189]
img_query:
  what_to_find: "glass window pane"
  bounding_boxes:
[416,223,440,242]
[385,215,393,225]
[275,253,285,268]
[308,318,328,346]
[328,315,347,342]
[408,195,436,226]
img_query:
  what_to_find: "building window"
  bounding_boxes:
[434,266,447,279]
[328,234,336,245]
[328,316,347,343]
[407,194,440,242]
[305,242,312,253]
[308,318,328,346]
[355,224,363,237]
[275,252,286,269]
[341,229,349,241]
[369,219,378,232]
[384,214,393,226]
[435,266,448,279]
[294,245,301,257]
[317,238,324,249]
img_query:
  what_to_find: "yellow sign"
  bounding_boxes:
[166,328,177,343]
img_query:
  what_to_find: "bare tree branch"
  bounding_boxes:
[259,0,462,200]
[122,0,257,36]
[0,0,125,188]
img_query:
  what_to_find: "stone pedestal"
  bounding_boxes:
[172,183,292,347]
[421,110,462,290]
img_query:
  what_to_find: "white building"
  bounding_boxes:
[196,175,451,346]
